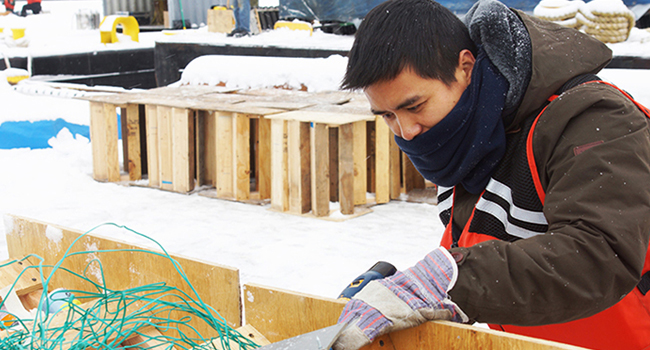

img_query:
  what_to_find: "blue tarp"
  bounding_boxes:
[279,0,650,22]
[0,119,90,150]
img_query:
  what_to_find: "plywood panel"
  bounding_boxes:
[242,283,586,350]
[310,123,329,217]
[242,283,346,343]
[145,105,160,188]
[5,215,242,344]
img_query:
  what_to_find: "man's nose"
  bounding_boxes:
[394,114,421,141]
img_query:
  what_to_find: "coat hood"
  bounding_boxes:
[508,10,612,130]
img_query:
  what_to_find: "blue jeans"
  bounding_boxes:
[232,0,250,32]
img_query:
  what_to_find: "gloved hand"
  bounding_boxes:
[332,247,468,350]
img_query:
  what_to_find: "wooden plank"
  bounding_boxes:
[196,110,216,187]
[242,283,587,350]
[103,103,121,182]
[366,121,376,194]
[0,257,42,297]
[375,116,390,204]
[288,121,311,214]
[145,105,160,188]
[234,114,251,201]
[121,326,179,350]
[402,153,425,193]
[329,128,339,203]
[265,110,374,126]
[310,123,330,217]
[338,123,354,215]
[390,135,401,199]
[200,324,271,350]
[242,283,346,343]
[257,118,272,200]
[364,321,588,350]
[171,108,193,193]
[5,215,243,344]
[207,8,234,33]
[270,119,289,212]
[89,102,107,182]
[120,106,129,175]
[157,106,173,191]
[125,104,142,181]
[216,112,234,199]
[353,121,367,205]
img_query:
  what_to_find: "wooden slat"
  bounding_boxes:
[364,321,588,350]
[390,136,401,199]
[288,120,311,214]
[125,104,142,181]
[402,153,425,193]
[257,118,272,199]
[121,326,179,350]
[216,112,234,199]
[103,103,121,182]
[242,283,346,343]
[196,110,216,187]
[242,283,587,350]
[375,116,390,204]
[89,102,107,182]
[234,114,250,201]
[366,121,376,194]
[310,123,329,217]
[338,123,354,215]
[171,108,192,193]
[270,119,289,212]
[0,257,42,298]
[200,324,271,350]
[353,121,367,206]
[157,106,173,191]
[145,105,160,188]
[329,128,339,203]
[5,215,243,344]
[264,110,374,126]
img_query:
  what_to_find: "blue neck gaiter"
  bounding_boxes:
[395,50,508,194]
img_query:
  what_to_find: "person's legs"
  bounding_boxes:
[232,0,250,33]
[20,3,41,16]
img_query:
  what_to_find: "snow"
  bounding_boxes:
[1,0,650,304]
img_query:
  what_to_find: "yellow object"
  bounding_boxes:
[11,28,25,40]
[274,20,313,35]
[99,15,139,44]
[6,75,29,85]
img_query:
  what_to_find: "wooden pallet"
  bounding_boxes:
[82,87,432,217]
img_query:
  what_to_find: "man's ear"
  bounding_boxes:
[456,49,476,85]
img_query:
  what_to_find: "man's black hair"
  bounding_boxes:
[341,0,477,90]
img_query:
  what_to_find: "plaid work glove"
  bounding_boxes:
[332,247,468,350]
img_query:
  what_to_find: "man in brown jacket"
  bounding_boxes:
[333,0,650,349]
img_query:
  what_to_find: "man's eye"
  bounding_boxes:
[407,103,423,112]
[383,113,395,119]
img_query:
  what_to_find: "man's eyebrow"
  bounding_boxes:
[370,96,421,116]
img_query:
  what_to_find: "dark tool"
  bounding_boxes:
[338,261,397,300]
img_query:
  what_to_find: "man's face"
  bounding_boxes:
[364,50,475,141]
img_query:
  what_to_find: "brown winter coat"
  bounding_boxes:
[447,10,650,327]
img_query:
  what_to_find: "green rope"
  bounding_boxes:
[0,223,260,350]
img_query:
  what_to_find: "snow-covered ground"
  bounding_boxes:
[1,1,650,302]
